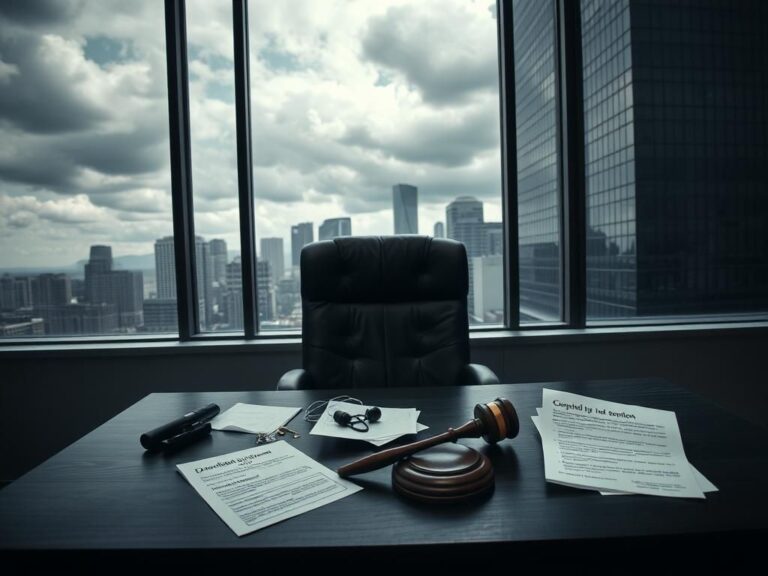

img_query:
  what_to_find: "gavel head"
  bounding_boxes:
[474,398,520,444]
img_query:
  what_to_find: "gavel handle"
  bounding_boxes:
[337,420,479,477]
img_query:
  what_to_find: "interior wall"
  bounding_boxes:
[1,329,765,484]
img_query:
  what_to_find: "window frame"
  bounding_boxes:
[1,0,766,350]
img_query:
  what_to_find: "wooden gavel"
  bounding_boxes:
[337,398,520,478]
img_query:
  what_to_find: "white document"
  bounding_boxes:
[538,389,708,499]
[309,401,421,443]
[177,441,362,536]
[531,412,717,495]
[210,403,301,434]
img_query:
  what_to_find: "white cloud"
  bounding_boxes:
[0,0,503,268]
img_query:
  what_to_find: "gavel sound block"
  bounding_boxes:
[337,398,520,503]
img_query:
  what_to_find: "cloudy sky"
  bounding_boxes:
[0,0,502,269]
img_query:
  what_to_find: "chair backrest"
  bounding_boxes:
[300,235,470,388]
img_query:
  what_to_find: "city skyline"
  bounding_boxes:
[0,190,505,336]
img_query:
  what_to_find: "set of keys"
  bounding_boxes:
[255,426,301,446]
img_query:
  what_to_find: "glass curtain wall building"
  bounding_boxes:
[581,0,768,320]
[510,0,768,324]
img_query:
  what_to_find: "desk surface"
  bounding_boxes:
[1,379,766,563]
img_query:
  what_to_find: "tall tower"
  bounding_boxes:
[84,245,113,304]
[393,184,418,234]
[208,239,228,286]
[260,237,285,283]
[154,237,176,300]
[433,222,445,238]
[318,217,352,241]
[291,223,314,268]
[446,197,484,257]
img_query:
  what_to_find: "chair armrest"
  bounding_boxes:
[277,369,314,391]
[464,363,500,386]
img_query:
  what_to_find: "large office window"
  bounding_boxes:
[186,0,243,334]
[247,0,505,330]
[1,0,766,343]
[0,1,173,339]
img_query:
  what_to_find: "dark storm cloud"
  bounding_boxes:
[0,0,83,26]
[362,5,497,106]
[0,118,169,192]
[0,138,77,187]
[68,126,168,176]
[340,106,499,168]
[0,30,109,134]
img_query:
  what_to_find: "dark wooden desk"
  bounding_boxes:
[1,379,766,567]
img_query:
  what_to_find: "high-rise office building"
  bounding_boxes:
[256,259,275,322]
[84,245,113,305]
[209,239,228,287]
[291,223,314,268]
[513,0,768,321]
[154,237,176,300]
[433,222,445,238]
[445,197,503,318]
[481,223,504,257]
[0,275,32,311]
[318,217,352,241]
[446,197,484,257]
[83,246,143,329]
[393,184,418,234]
[224,257,243,329]
[154,236,207,328]
[260,238,285,283]
[31,274,71,307]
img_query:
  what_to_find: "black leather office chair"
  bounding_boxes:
[277,235,499,390]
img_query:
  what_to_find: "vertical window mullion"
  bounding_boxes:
[557,0,587,328]
[164,0,199,340]
[498,0,520,329]
[232,0,259,338]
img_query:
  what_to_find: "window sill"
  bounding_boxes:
[0,320,766,358]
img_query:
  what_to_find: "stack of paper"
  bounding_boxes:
[310,401,428,446]
[532,389,717,498]
[210,403,302,435]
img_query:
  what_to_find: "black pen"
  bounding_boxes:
[140,403,220,451]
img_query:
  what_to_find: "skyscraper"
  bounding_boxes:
[83,245,143,329]
[445,197,503,319]
[433,222,445,238]
[256,259,275,322]
[84,245,113,304]
[153,236,207,328]
[291,223,314,268]
[209,239,228,287]
[225,257,243,330]
[513,0,768,321]
[318,217,352,241]
[154,237,176,300]
[260,237,285,283]
[31,274,71,307]
[393,184,418,234]
[446,197,484,257]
